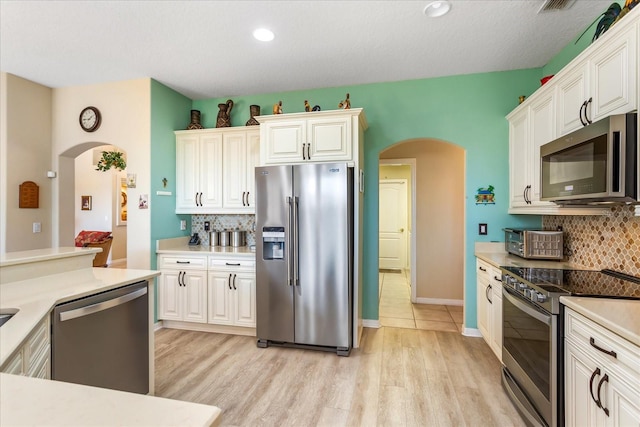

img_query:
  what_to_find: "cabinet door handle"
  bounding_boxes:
[306,143,311,160]
[302,143,307,160]
[228,274,232,290]
[596,373,609,416]
[486,284,492,304]
[232,274,237,290]
[589,367,601,407]
[246,191,250,206]
[585,97,593,124]
[479,266,487,272]
[177,271,182,287]
[589,337,617,358]
[579,101,587,126]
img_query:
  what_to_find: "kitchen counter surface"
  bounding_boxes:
[0,267,160,367]
[156,236,255,256]
[474,242,588,270]
[0,246,100,267]
[561,296,640,347]
[0,372,221,427]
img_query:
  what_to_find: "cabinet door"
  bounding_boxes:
[489,269,503,361]
[607,376,640,427]
[476,270,491,340]
[245,130,260,208]
[556,63,589,136]
[263,120,305,164]
[565,342,601,427]
[183,270,207,323]
[233,272,256,327]
[222,132,248,210]
[508,108,531,208]
[199,133,223,210]
[208,271,233,325]
[158,270,183,321]
[307,115,351,162]
[176,135,200,212]
[588,25,637,122]
[528,91,556,206]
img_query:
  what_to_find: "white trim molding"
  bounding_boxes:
[462,327,483,337]
[415,297,463,306]
[362,319,381,328]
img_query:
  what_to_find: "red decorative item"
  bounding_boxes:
[74,230,112,247]
[540,75,554,85]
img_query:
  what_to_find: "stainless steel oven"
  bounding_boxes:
[502,284,560,427]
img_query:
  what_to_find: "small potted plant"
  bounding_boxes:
[96,151,126,172]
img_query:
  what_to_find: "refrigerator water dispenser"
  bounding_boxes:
[262,226,285,260]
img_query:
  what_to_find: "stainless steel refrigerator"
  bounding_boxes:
[255,163,353,356]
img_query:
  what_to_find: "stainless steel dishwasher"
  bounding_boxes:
[51,281,149,394]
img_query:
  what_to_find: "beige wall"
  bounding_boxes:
[74,146,127,262]
[381,139,464,302]
[52,79,151,268]
[1,73,53,253]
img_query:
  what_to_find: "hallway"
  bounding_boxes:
[379,270,463,332]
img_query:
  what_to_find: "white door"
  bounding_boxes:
[379,180,407,270]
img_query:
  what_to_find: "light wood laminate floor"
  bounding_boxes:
[155,327,525,427]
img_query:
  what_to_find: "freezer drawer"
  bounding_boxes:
[51,281,149,394]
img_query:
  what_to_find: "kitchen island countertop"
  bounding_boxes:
[0,373,221,427]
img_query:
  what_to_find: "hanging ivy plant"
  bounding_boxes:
[96,151,126,172]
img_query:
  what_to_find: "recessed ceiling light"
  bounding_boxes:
[253,28,275,42]
[423,1,451,18]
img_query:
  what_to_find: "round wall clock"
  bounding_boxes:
[79,106,101,132]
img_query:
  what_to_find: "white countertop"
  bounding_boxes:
[0,247,100,267]
[0,373,221,427]
[474,241,587,270]
[156,236,255,257]
[0,267,160,367]
[561,296,640,347]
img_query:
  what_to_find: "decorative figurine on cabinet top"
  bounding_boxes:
[246,104,261,126]
[187,110,204,130]
[216,99,234,128]
[304,100,311,112]
[273,100,283,114]
[338,93,351,109]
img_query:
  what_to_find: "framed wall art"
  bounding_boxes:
[81,195,92,211]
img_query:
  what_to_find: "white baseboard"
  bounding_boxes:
[161,320,256,337]
[362,319,381,328]
[415,297,463,306]
[154,320,163,331]
[462,327,482,337]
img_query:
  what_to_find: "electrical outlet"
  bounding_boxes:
[180,220,187,231]
[33,222,41,233]
[478,223,487,235]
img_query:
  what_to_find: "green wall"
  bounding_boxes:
[150,79,192,320]
[193,70,543,328]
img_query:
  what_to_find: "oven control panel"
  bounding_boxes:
[501,271,567,314]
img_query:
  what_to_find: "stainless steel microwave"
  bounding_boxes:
[540,113,637,205]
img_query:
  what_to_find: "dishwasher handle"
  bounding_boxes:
[59,287,148,322]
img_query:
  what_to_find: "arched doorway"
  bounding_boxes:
[57,142,127,266]
[378,138,465,332]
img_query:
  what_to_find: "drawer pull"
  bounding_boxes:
[225,262,241,266]
[176,261,191,264]
[479,266,487,272]
[590,337,617,358]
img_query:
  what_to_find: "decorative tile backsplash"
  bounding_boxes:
[543,205,640,276]
[191,214,255,247]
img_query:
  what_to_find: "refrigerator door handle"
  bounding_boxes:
[287,196,293,286]
[293,195,299,286]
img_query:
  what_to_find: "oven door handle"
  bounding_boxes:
[503,287,551,325]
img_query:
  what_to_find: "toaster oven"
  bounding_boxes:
[504,228,564,260]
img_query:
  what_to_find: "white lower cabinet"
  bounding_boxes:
[565,307,640,427]
[476,259,502,361]
[157,255,208,323]
[207,258,256,328]
[1,316,50,379]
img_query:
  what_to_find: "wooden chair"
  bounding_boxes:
[86,236,113,267]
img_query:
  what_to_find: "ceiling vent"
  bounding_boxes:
[538,0,576,13]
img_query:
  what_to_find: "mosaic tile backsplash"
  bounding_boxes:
[543,205,640,276]
[191,214,255,247]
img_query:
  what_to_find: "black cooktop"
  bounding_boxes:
[501,267,640,299]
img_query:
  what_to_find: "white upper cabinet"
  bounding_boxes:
[507,8,638,215]
[556,17,637,136]
[257,108,365,165]
[175,127,260,214]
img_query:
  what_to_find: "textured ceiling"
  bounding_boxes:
[0,1,613,100]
